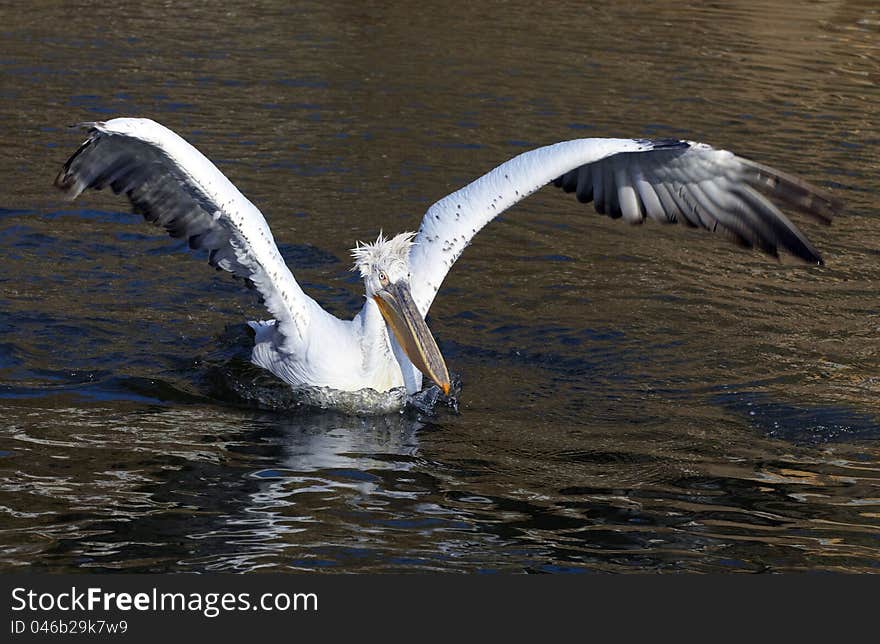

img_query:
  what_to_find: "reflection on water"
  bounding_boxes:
[4,394,879,573]
[1,1,879,572]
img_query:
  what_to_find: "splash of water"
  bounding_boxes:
[199,324,459,415]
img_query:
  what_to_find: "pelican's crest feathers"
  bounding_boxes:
[351,231,417,277]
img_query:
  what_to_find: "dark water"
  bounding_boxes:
[1,1,879,572]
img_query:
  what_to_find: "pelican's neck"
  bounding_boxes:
[358,295,424,395]
[356,295,424,394]
[357,296,395,370]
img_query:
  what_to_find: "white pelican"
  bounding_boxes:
[55,118,841,410]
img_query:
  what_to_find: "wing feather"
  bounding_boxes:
[575,166,593,203]
[633,169,668,223]
[54,117,328,353]
[615,166,642,223]
[409,137,841,316]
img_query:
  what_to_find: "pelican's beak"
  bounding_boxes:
[374,281,451,396]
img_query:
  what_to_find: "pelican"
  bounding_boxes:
[55,118,841,411]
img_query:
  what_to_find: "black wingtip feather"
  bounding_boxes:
[547,140,835,265]
[55,123,255,286]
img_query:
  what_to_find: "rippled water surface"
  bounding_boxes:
[1,1,879,572]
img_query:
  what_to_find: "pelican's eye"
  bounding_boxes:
[378,271,388,286]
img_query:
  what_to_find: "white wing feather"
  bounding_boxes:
[55,117,330,355]
[408,138,840,316]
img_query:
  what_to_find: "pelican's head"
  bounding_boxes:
[352,232,450,395]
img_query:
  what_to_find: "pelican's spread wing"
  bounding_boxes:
[408,138,841,315]
[55,117,327,354]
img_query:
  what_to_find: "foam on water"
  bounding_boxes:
[199,324,459,415]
